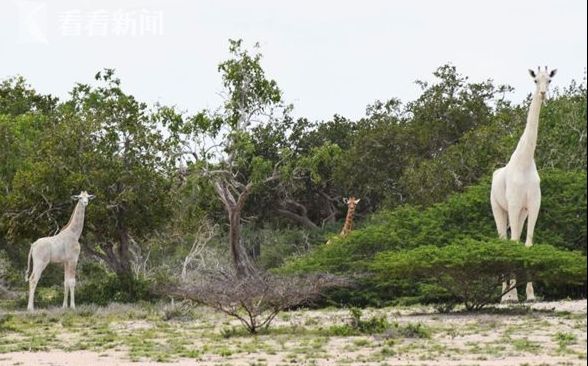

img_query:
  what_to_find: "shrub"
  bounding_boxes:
[164,270,347,334]
[281,169,586,304]
[371,239,587,311]
[0,251,16,300]
[241,226,326,270]
[349,307,389,334]
[325,308,430,338]
[75,262,153,305]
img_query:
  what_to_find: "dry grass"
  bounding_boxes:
[0,300,585,365]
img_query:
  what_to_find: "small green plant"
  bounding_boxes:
[161,301,194,321]
[324,308,391,336]
[381,346,396,356]
[0,314,14,332]
[349,307,390,334]
[220,326,248,339]
[398,322,431,339]
[554,332,577,350]
[512,338,540,352]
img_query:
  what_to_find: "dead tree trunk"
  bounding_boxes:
[229,209,253,278]
[214,179,254,278]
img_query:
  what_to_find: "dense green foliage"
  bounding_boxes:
[0,40,585,308]
[283,170,586,272]
[372,240,587,310]
[282,170,586,305]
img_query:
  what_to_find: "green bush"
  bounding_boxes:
[371,239,587,310]
[241,226,327,270]
[281,169,586,305]
[75,262,153,305]
[325,308,431,338]
[349,307,389,334]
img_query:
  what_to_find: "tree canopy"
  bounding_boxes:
[0,40,585,306]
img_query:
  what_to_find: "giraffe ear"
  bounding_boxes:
[88,194,96,200]
[355,199,361,204]
[342,197,348,204]
[549,69,557,77]
[71,195,80,200]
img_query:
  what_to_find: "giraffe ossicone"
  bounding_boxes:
[26,191,95,311]
[490,67,556,303]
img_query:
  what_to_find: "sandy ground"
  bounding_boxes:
[0,300,586,366]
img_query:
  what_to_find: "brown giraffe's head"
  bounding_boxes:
[343,196,361,210]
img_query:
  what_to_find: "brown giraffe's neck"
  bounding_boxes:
[340,206,356,236]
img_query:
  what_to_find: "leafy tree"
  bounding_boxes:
[282,169,586,304]
[371,239,587,310]
[247,115,357,230]
[399,105,522,206]
[0,77,58,262]
[2,70,182,284]
[405,64,512,160]
[0,76,58,116]
[536,78,587,171]
[335,99,409,208]
[399,74,586,207]
[184,40,289,277]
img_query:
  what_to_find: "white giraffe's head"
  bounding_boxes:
[529,66,557,101]
[72,191,95,207]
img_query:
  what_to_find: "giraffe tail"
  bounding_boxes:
[25,245,33,282]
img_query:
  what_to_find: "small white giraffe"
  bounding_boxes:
[26,191,95,311]
[491,66,556,303]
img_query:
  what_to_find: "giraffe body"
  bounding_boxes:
[490,67,556,303]
[26,191,94,311]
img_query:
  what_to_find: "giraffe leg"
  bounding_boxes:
[491,197,508,240]
[491,197,512,303]
[502,206,523,303]
[62,263,69,308]
[524,191,541,302]
[508,206,523,242]
[27,260,49,311]
[66,260,78,309]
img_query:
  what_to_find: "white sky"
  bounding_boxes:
[0,0,586,121]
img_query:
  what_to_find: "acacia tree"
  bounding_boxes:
[0,77,59,262]
[2,70,182,283]
[186,40,289,278]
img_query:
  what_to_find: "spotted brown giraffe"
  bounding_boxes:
[326,196,360,244]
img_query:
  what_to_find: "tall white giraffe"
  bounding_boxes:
[490,66,557,302]
[26,191,95,310]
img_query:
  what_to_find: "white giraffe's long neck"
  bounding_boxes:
[509,89,542,167]
[62,202,86,239]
